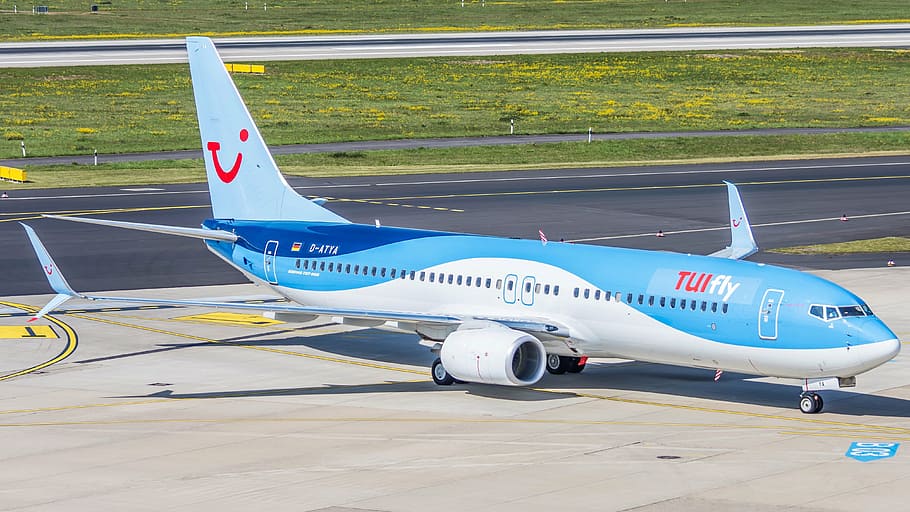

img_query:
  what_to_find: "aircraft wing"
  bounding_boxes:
[20,223,569,338]
[708,181,758,260]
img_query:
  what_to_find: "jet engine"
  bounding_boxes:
[440,323,546,386]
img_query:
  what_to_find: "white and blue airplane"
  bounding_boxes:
[21,37,899,414]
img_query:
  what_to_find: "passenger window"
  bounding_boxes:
[553,285,560,296]
[637,294,643,305]
[363,266,369,276]
[485,278,492,288]
[659,297,666,307]
[700,301,706,311]
[679,299,686,310]
[584,289,590,299]
[535,283,541,293]
[669,298,676,308]
[371,267,377,277]
[690,300,696,311]
[496,279,502,290]
[410,271,416,280]
[381,268,387,277]
[353,264,359,274]
[303,260,309,270]
[477,277,482,287]
[429,273,435,283]
[525,282,532,293]
[419,271,426,281]
[390,269,397,278]
[327,262,334,272]
[448,275,454,285]
[648,296,654,306]
[722,303,729,314]
[295,259,300,269]
[544,284,550,295]
[507,280,514,291]
[616,292,623,303]
[337,264,342,273]
[438,273,444,283]
[345,264,351,273]
[457,275,463,285]
[320,262,326,271]
[573,288,579,298]
[627,293,633,304]
[594,290,601,300]
[711,302,717,313]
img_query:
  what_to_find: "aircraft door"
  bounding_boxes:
[503,274,518,304]
[758,289,784,340]
[520,276,536,306]
[264,240,279,284]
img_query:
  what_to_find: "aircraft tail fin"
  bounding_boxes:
[186,36,348,223]
[709,181,758,260]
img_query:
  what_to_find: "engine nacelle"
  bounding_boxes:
[440,324,546,386]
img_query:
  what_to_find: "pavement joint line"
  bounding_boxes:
[0,301,78,382]
[66,312,428,376]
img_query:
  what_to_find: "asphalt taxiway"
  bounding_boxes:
[2,155,909,295]
[0,266,907,511]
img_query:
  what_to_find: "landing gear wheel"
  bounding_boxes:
[799,392,823,414]
[546,354,569,374]
[566,356,587,374]
[431,358,455,386]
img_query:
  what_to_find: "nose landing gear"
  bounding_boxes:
[799,392,824,414]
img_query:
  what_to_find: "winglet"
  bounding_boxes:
[20,223,82,321]
[708,182,758,260]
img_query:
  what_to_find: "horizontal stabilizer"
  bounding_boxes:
[709,181,758,260]
[43,214,238,242]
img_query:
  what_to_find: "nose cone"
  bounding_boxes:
[849,318,901,374]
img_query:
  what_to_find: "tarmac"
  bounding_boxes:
[0,267,908,511]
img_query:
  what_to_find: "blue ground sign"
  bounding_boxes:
[846,442,899,462]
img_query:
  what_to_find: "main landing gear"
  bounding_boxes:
[431,358,455,386]
[799,392,824,414]
[545,354,587,375]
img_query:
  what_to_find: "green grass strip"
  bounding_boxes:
[6,132,910,189]
[769,237,910,255]
[3,49,910,159]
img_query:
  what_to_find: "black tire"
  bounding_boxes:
[566,357,586,374]
[799,393,819,414]
[431,358,455,386]
[813,393,824,413]
[546,353,568,375]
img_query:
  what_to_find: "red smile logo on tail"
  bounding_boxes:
[207,128,249,183]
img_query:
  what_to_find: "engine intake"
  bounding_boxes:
[440,324,546,386]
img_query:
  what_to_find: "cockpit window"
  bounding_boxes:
[809,305,824,320]
[838,305,866,318]
[861,304,874,316]
[825,306,840,320]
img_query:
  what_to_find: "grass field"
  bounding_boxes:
[770,237,910,254]
[3,49,909,160]
[7,131,910,189]
[2,0,909,40]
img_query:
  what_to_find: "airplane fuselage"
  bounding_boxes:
[203,219,900,381]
